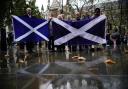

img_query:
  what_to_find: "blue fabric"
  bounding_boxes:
[12,15,49,42]
[52,17,106,45]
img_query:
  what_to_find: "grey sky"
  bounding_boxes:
[35,0,117,11]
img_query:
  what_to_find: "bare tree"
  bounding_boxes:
[68,0,100,17]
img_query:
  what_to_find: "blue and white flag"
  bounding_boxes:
[12,15,49,42]
[52,15,106,45]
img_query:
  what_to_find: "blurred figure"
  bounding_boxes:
[47,16,55,51]
[110,28,120,49]
[71,12,82,51]
[24,7,35,53]
[26,7,32,18]
[0,28,7,52]
[94,8,101,17]
[55,14,65,52]
[67,15,72,21]
[76,12,81,20]
[82,12,90,20]
[106,32,113,46]
[18,8,34,51]
[90,8,102,51]
[7,32,13,48]
[57,14,63,20]
[124,32,128,45]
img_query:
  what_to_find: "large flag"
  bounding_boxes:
[52,15,106,45]
[12,15,49,42]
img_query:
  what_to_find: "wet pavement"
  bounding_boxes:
[0,45,128,89]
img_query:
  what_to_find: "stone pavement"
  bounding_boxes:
[0,45,128,89]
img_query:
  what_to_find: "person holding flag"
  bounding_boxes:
[55,14,65,52]
[17,7,34,52]
[90,8,105,51]
[24,7,35,53]
[52,8,106,52]
[12,7,49,53]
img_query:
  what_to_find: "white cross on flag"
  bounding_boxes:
[12,15,49,42]
[52,15,106,45]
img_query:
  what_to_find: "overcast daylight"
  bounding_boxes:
[35,0,117,11]
[35,0,67,11]
[0,0,128,89]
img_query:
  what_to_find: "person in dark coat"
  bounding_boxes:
[7,32,13,48]
[110,28,120,48]
[47,16,55,51]
[0,28,7,52]
[24,7,35,53]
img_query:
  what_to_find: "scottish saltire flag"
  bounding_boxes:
[12,15,49,42]
[52,15,106,45]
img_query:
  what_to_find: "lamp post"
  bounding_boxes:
[47,0,50,10]
[61,0,63,14]
[119,0,123,34]
[26,0,31,5]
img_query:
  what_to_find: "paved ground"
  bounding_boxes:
[0,45,128,89]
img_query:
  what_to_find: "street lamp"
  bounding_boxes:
[61,0,63,13]
[47,0,50,10]
[26,0,31,5]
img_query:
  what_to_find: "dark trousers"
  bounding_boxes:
[26,42,34,53]
[48,36,55,51]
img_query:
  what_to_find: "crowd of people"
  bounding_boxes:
[3,7,128,54]
[46,7,128,52]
